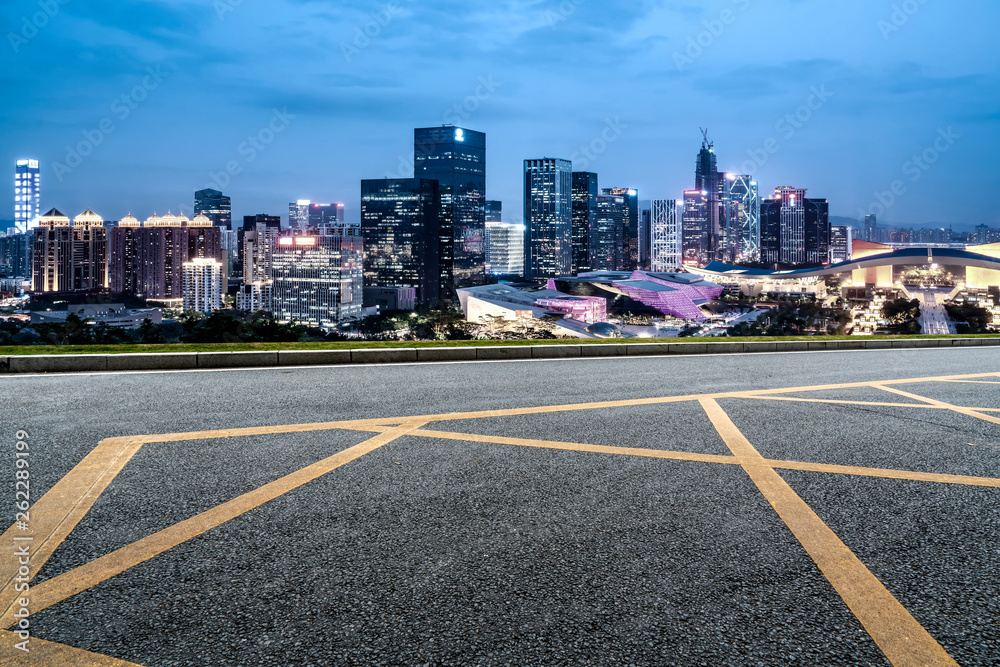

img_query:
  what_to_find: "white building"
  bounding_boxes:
[270,229,363,327]
[237,281,273,313]
[182,258,224,313]
[14,159,40,234]
[485,222,525,276]
[650,200,682,272]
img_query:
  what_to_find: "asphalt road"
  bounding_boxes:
[1,347,999,666]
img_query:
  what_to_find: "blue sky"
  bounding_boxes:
[2,0,998,229]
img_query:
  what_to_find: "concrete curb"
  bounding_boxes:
[1,338,998,374]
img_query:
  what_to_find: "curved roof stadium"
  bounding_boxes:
[694,247,1000,280]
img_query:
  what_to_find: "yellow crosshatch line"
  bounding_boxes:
[3,371,999,666]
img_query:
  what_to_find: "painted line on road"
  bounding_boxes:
[4,421,428,627]
[0,629,144,666]
[873,385,1000,427]
[699,398,958,667]
[0,437,143,621]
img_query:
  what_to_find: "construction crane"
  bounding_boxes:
[700,127,713,150]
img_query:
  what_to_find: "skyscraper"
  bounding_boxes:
[571,172,598,274]
[485,222,525,276]
[414,126,487,295]
[271,230,363,327]
[830,225,853,263]
[724,174,760,263]
[289,200,311,230]
[523,158,573,279]
[485,200,503,223]
[650,200,682,272]
[760,187,830,266]
[15,160,40,234]
[601,187,639,271]
[865,214,878,243]
[694,133,724,262]
[682,190,709,266]
[639,207,652,270]
[194,189,232,229]
[32,209,107,292]
[361,178,441,307]
[591,193,625,271]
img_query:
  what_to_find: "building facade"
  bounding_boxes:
[724,174,760,263]
[194,189,232,229]
[601,187,639,271]
[271,230,364,327]
[182,258,224,313]
[524,158,573,279]
[361,178,441,307]
[414,126,487,294]
[682,190,709,266]
[15,160,40,234]
[591,194,625,272]
[760,187,830,267]
[485,200,503,223]
[485,222,525,276]
[650,200,682,272]
[32,209,107,293]
[830,225,853,263]
[571,172,598,274]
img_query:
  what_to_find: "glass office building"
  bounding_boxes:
[270,230,363,327]
[524,158,573,279]
[414,126,487,296]
[194,189,232,229]
[571,172,598,274]
[15,160,40,234]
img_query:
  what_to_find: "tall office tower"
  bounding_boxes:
[220,228,239,281]
[485,222,525,276]
[14,160,41,234]
[306,202,350,230]
[571,172,598,274]
[865,214,877,242]
[194,189,232,229]
[414,126,487,294]
[590,194,625,271]
[485,200,503,223]
[182,258,224,313]
[270,228,364,327]
[650,200,682,272]
[289,200,311,230]
[830,225,853,263]
[239,215,282,284]
[31,209,107,292]
[640,208,652,270]
[724,174,760,263]
[524,158,573,279]
[361,178,441,307]
[0,233,30,277]
[601,188,639,271]
[694,133,724,261]
[682,190,709,266]
[760,187,830,266]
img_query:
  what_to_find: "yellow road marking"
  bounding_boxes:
[0,437,143,620]
[0,629,145,666]
[740,396,942,409]
[2,421,427,627]
[935,379,1000,385]
[408,429,1000,488]
[700,398,958,667]
[873,385,1000,427]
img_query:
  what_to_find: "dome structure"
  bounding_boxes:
[119,214,140,227]
[38,208,70,227]
[189,213,213,227]
[144,213,163,226]
[585,322,622,338]
[73,209,104,227]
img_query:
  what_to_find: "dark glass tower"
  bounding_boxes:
[602,187,639,270]
[485,200,503,223]
[414,126,486,298]
[361,178,441,307]
[571,172,598,274]
[194,189,232,229]
[591,194,625,271]
[524,159,573,280]
[693,135,723,263]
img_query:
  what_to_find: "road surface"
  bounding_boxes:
[1,348,998,666]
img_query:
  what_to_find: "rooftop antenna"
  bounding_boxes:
[700,127,713,150]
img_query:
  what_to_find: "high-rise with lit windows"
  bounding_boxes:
[15,160,40,234]
[601,187,639,271]
[194,189,232,229]
[270,230,364,327]
[571,172,598,274]
[524,158,573,279]
[650,200,682,272]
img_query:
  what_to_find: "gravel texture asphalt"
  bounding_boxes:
[1,347,998,666]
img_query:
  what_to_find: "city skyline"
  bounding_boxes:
[1,2,998,230]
